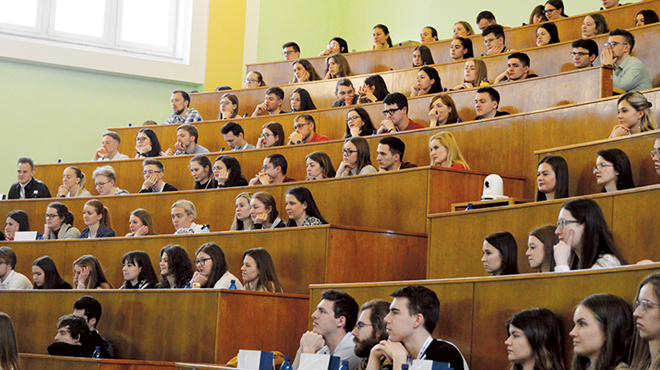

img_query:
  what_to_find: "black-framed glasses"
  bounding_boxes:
[382,107,402,116]
[194,257,212,265]
[543,8,557,15]
[556,219,579,230]
[634,299,660,313]
[44,213,59,219]
[346,116,360,123]
[294,123,310,130]
[570,52,590,57]
[342,149,358,155]
[135,137,148,142]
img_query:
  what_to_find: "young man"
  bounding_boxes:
[601,29,653,92]
[571,39,599,69]
[366,285,468,370]
[494,52,537,84]
[138,158,178,193]
[248,154,296,186]
[481,24,507,55]
[331,78,359,107]
[163,90,203,124]
[7,157,51,199]
[252,87,286,117]
[292,290,361,370]
[0,247,32,289]
[48,315,96,358]
[377,137,417,172]
[476,11,497,31]
[73,296,113,358]
[283,42,301,61]
[376,93,424,134]
[92,131,129,161]
[352,300,390,370]
[601,0,620,10]
[164,124,209,156]
[475,86,509,120]
[221,121,255,150]
[288,114,330,145]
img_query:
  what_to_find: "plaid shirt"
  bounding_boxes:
[163,108,203,124]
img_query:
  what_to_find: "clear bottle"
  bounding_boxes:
[339,360,349,370]
[229,280,237,290]
[184,282,192,289]
[466,202,474,211]
[281,356,293,370]
[92,346,101,358]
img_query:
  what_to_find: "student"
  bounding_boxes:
[454,58,488,90]
[73,255,112,289]
[476,11,497,31]
[352,300,390,369]
[241,248,284,292]
[79,200,114,239]
[256,122,286,148]
[213,155,249,188]
[134,128,164,158]
[164,124,209,156]
[48,315,96,358]
[630,272,660,370]
[290,59,322,83]
[318,37,349,57]
[601,29,653,93]
[358,75,390,104]
[610,92,656,138]
[72,295,113,358]
[120,251,158,289]
[536,155,569,201]
[494,52,537,84]
[571,39,599,69]
[32,256,72,289]
[481,231,519,276]
[157,245,195,289]
[221,121,255,151]
[594,148,635,193]
[288,114,330,145]
[420,26,438,43]
[289,88,317,113]
[138,158,178,193]
[0,313,20,370]
[306,152,336,180]
[453,21,474,38]
[336,137,378,177]
[377,93,424,134]
[428,132,469,169]
[43,202,80,240]
[5,210,41,241]
[57,166,92,198]
[526,225,559,272]
[248,154,296,186]
[372,24,391,50]
[543,0,567,21]
[92,131,129,161]
[252,87,286,117]
[0,247,32,289]
[529,5,548,24]
[189,154,217,190]
[324,53,351,79]
[582,14,609,39]
[171,199,210,234]
[412,45,435,67]
[428,94,461,127]
[8,157,51,199]
[282,42,300,61]
[553,198,627,271]
[377,136,417,172]
[190,242,243,289]
[250,192,286,229]
[285,187,328,227]
[410,66,442,97]
[244,71,266,88]
[230,192,254,231]
[344,107,376,139]
[506,308,565,370]
[331,78,359,108]
[218,93,240,120]
[92,166,129,196]
[163,90,203,124]
[635,9,659,27]
[482,24,507,55]
[475,86,509,120]
[449,38,473,61]
[536,22,560,47]
[125,208,156,237]
[653,137,660,177]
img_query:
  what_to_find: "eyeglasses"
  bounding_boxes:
[650,150,660,159]
[244,78,259,84]
[135,136,148,142]
[328,43,340,49]
[220,101,232,106]
[570,52,590,57]
[543,8,556,15]
[382,107,402,116]
[142,170,162,175]
[44,213,59,219]
[604,41,626,48]
[355,322,373,330]
[282,50,296,56]
[634,299,660,313]
[260,133,273,139]
[342,149,358,155]
[556,219,580,230]
[262,165,272,171]
[592,163,614,173]
[294,123,310,130]
[483,37,497,45]
[346,116,360,123]
[94,181,110,188]
[194,257,212,265]
[212,166,225,171]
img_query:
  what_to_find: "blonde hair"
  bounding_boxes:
[618,92,656,132]
[428,132,470,169]
[230,192,254,231]
[466,58,488,87]
[171,199,196,219]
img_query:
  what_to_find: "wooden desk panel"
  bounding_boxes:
[19,354,178,370]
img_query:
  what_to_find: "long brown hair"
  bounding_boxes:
[85,199,111,227]
[631,273,660,370]
[0,313,19,370]
[242,248,284,293]
[74,254,112,289]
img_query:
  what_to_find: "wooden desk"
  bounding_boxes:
[19,354,177,370]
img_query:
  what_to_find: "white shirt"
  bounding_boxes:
[0,270,33,290]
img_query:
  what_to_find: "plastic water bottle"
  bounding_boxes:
[466,203,474,211]
[184,282,191,289]
[92,346,101,358]
[281,356,293,370]
[339,360,349,370]
[128,123,132,127]
[401,364,409,370]
[229,280,237,290]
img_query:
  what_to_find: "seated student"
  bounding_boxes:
[413,45,435,67]
[602,29,653,93]
[92,166,129,196]
[73,255,113,289]
[125,208,156,237]
[72,295,113,358]
[306,152,336,180]
[231,192,254,231]
[594,148,635,193]
[250,192,286,229]
[582,14,609,39]
[481,24,508,56]
[289,88,317,113]
[5,210,42,241]
[282,41,300,61]
[157,245,195,289]
[290,59,322,83]
[428,94,461,127]
[372,24,392,50]
[8,157,51,199]
[249,153,296,186]
[171,199,210,234]
[138,158,178,193]
[48,315,97,358]
[449,38,473,61]
[213,155,249,188]
[252,87,286,117]
[526,225,559,273]
[410,66,443,97]
[505,308,564,370]
[366,285,468,370]
[0,247,32,289]
[190,242,244,289]
[377,136,417,172]
[529,5,548,24]
[244,71,266,89]
[353,299,390,370]
[256,122,286,148]
[553,198,627,271]
[241,248,284,292]
[218,93,240,120]
[571,39,599,69]
[163,90,203,124]
[476,10,497,31]
[32,256,72,289]
[453,21,474,38]
[57,166,92,198]
[420,26,438,43]
[79,199,114,239]
[319,37,349,57]
[536,22,560,47]
[120,251,158,289]
[285,187,328,227]
[289,114,330,145]
[189,154,218,190]
[494,52,538,84]
[631,273,660,370]
[377,93,424,134]
[336,137,378,177]
[481,231,519,276]
[345,107,376,139]
[635,9,659,27]
[134,128,164,158]
[92,131,129,161]
[324,53,351,79]
[428,132,470,169]
[43,202,80,240]
[331,78,359,108]
[475,86,510,120]
[601,0,620,9]
[454,58,489,90]
[358,75,390,104]
[544,0,567,21]
[653,136,660,177]
[164,124,210,156]
[610,92,656,138]
[536,155,569,201]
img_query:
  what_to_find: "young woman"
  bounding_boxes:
[635,9,659,27]
[610,92,656,138]
[43,202,80,240]
[324,53,351,79]
[553,198,627,271]
[410,66,443,97]
[125,208,156,237]
[536,155,569,201]
[32,256,72,289]
[250,192,285,229]
[157,244,195,289]
[453,21,474,38]
[213,155,248,188]
[428,94,461,127]
[582,14,609,38]
[372,24,392,50]
[453,58,488,90]
[529,5,548,24]
[190,242,244,289]
[544,0,567,21]
[630,272,660,370]
[244,71,266,88]
[420,26,438,43]
[217,93,240,120]
[92,165,129,196]
[536,23,560,47]
[5,210,40,241]
[428,132,470,169]
[290,59,322,83]
[344,107,376,139]
[171,199,209,234]
[594,148,635,193]
[231,192,254,231]
[318,37,349,56]
[189,154,217,190]
[79,199,114,238]
[256,122,285,148]
[0,313,20,370]
[412,45,435,67]
[285,187,328,227]
[358,74,390,104]
[505,308,565,370]
[336,137,378,177]
[120,251,158,289]
[135,128,163,158]
[73,254,112,289]
[306,152,336,181]
[57,166,92,198]
[241,248,284,293]
[526,225,558,272]
[570,294,634,370]
[481,231,519,276]
[288,88,317,113]
[449,38,473,61]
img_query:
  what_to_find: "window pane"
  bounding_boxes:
[54,0,105,38]
[120,0,172,47]
[0,0,38,27]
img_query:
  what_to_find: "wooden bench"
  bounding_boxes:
[19,354,178,370]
